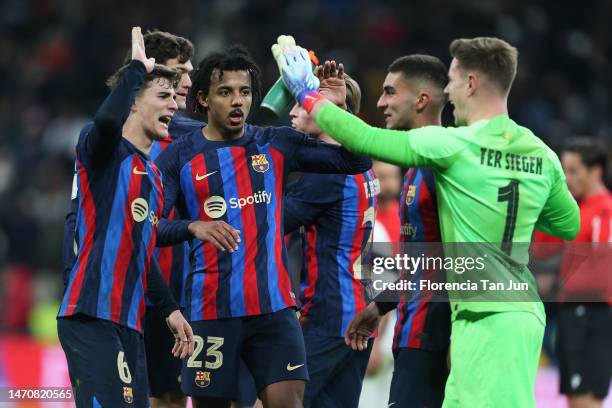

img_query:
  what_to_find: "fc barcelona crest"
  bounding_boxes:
[251,154,270,173]
[195,371,211,388]
[405,185,416,206]
[123,387,133,404]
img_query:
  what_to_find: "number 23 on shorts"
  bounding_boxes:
[187,336,225,369]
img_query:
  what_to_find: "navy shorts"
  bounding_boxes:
[233,360,258,406]
[57,314,148,408]
[303,334,372,408]
[181,307,308,400]
[558,303,612,399]
[388,347,449,408]
[144,306,182,396]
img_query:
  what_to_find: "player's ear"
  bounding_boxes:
[467,73,478,96]
[196,90,208,110]
[415,91,430,112]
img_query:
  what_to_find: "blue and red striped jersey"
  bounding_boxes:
[63,113,202,308]
[284,170,378,337]
[155,124,371,321]
[58,61,175,333]
[148,113,203,307]
[393,167,451,351]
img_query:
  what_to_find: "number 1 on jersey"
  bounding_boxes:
[498,180,519,253]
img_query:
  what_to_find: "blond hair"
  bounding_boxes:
[344,74,362,115]
[450,37,518,95]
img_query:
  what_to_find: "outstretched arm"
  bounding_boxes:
[272,35,456,169]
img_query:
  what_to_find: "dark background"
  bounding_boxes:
[0,0,610,331]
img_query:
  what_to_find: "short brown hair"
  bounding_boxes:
[107,30,193,89]
[344,74,362,115]
[450,37,518,95]
[106,63,181,95]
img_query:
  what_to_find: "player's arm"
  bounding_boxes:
[314,103,463,168]
[288,130,372,175]
[62,197,78,287]
[155,142,193,246]
[81,28,154,161]
[284,175,337,233]
[535,159,580,240]
[271,36,462,169]
[147,257,180,317]
[147,258,194,358]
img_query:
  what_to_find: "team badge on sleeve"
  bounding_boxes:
[123,387,133,403]
[251,154,270,173]
[195,371,211,387]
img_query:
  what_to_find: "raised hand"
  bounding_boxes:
[317,60,347,108]
[131,26,155,73]
[271,35,319,104]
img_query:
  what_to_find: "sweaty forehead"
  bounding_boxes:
[211,69,251,88]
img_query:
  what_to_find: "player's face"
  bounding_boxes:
[445,58,469,126]
[164,57,193,110]
[377,72,417,130]
[134,77,178,140]
[204,69,252,135]
[562,151,589,200]
[290,103,322,136]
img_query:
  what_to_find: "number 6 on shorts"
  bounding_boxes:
[117,351,132,384]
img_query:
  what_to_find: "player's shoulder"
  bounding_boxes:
[157,126,201,161]
[76,121,95,145]
[286,172,345,203]
[593,190,612,212]
[253,124,306,142]
[169,112,205,140]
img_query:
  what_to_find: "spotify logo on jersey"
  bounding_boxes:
[204,196,227,219]
[131,198,149,222]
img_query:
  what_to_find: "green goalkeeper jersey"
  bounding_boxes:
[316,104,580,321]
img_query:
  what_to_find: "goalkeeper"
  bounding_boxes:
[272,36,580,408]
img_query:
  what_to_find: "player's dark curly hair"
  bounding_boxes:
[188,45,263,115]
[107,30,193,89]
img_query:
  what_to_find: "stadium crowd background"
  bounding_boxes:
[0,0,610,405]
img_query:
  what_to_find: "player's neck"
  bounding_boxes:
[584,181,607,200]
[122,119,153,154]
[412,113,442,129]
[202,122,244,142]
[467,98,508,125]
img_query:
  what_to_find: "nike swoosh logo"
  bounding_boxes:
[286,363,304,371]
[133,167,148,175]
[196,171,217,181]
[387,403,396,407]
